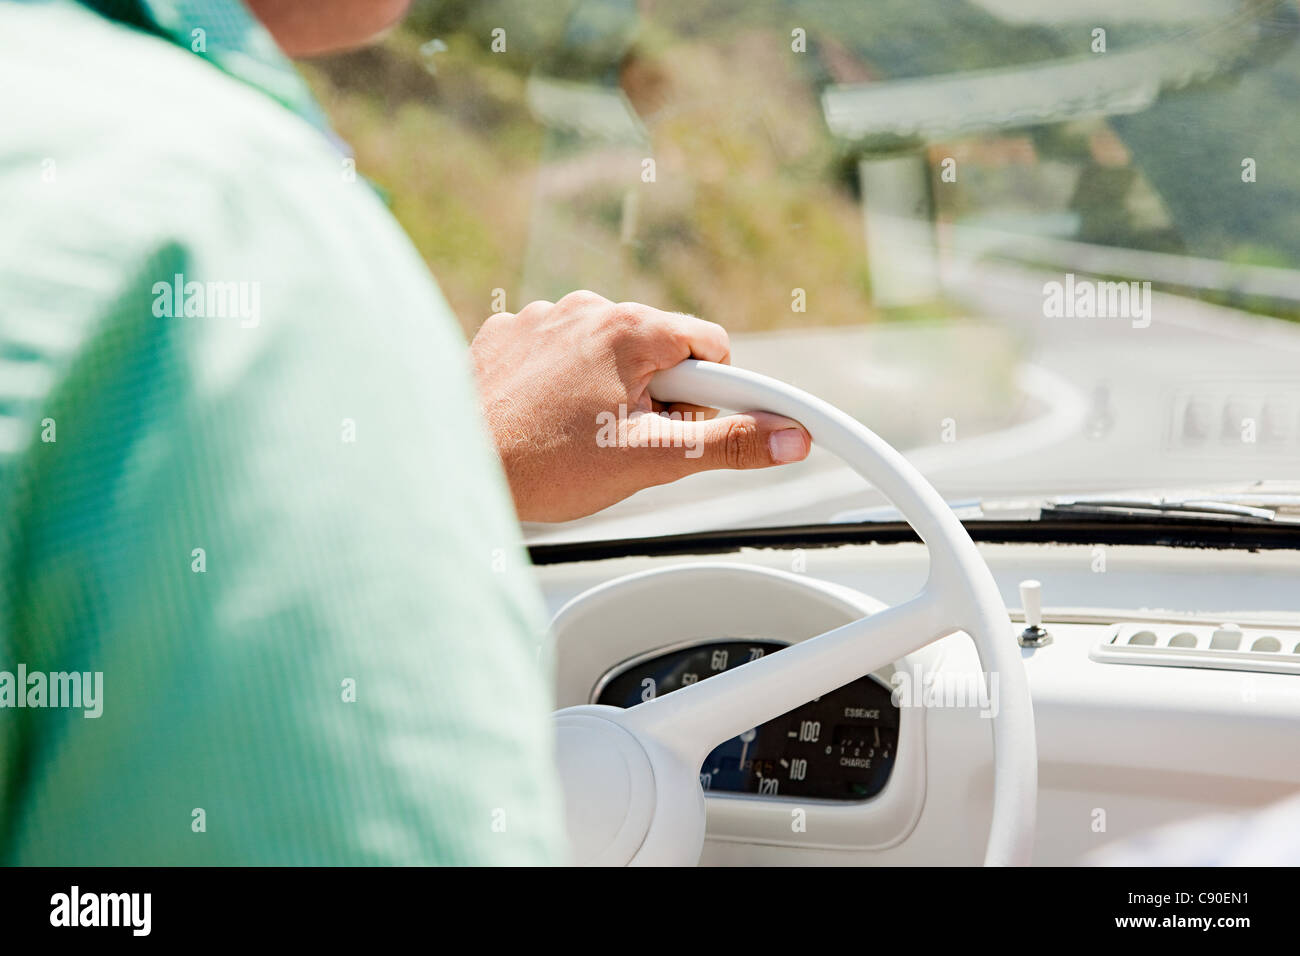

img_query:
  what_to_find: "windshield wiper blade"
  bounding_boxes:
[834,492,1300,527]
[1043,496,1282,523]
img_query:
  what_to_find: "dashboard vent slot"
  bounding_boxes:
[1092,623,1300,675]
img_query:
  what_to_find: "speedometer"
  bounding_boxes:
[592,640,899,801]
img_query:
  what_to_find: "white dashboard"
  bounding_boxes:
[535,539,1300,865]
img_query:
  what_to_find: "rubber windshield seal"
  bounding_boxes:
[528,515,1300,565]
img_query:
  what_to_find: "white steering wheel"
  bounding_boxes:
[551,360,1037,866]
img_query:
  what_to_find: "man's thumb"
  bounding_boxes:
[685,411,811,471]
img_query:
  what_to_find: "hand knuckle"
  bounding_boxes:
[611,302,646,329]
[602,307,653,354]
[559,289,605,310]
[722,419,762,469]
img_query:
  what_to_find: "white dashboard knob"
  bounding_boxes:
[1017,579,1050,648]
[1020,579,1042,629]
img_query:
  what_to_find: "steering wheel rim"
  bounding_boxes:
[551,360,1037,866]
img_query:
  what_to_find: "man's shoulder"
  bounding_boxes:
[0,1,452,461]
[0,0,340,184]
[0,1,436,330]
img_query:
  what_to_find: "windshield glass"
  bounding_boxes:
[309,0,1300,541]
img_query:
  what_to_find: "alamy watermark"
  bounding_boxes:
[596,404,706,458]
[890,667,999,719]
[50,886,150,936]
[1043,273,1151,329]
[0,664,103,718]
[152,272,260,328]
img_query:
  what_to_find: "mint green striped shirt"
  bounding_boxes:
[0,0,565,864]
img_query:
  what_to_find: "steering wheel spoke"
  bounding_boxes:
[622,593,945,764]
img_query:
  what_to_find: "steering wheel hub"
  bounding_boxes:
[554,711,657,866]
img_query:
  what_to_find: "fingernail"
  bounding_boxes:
[769,428,808,463]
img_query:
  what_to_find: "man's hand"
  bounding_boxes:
[470,290,812,522]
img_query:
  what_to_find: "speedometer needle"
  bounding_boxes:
[738,727,757,772]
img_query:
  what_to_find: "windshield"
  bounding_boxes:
[308,0,1300,541]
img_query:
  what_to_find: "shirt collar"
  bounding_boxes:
[74,0,335,136]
